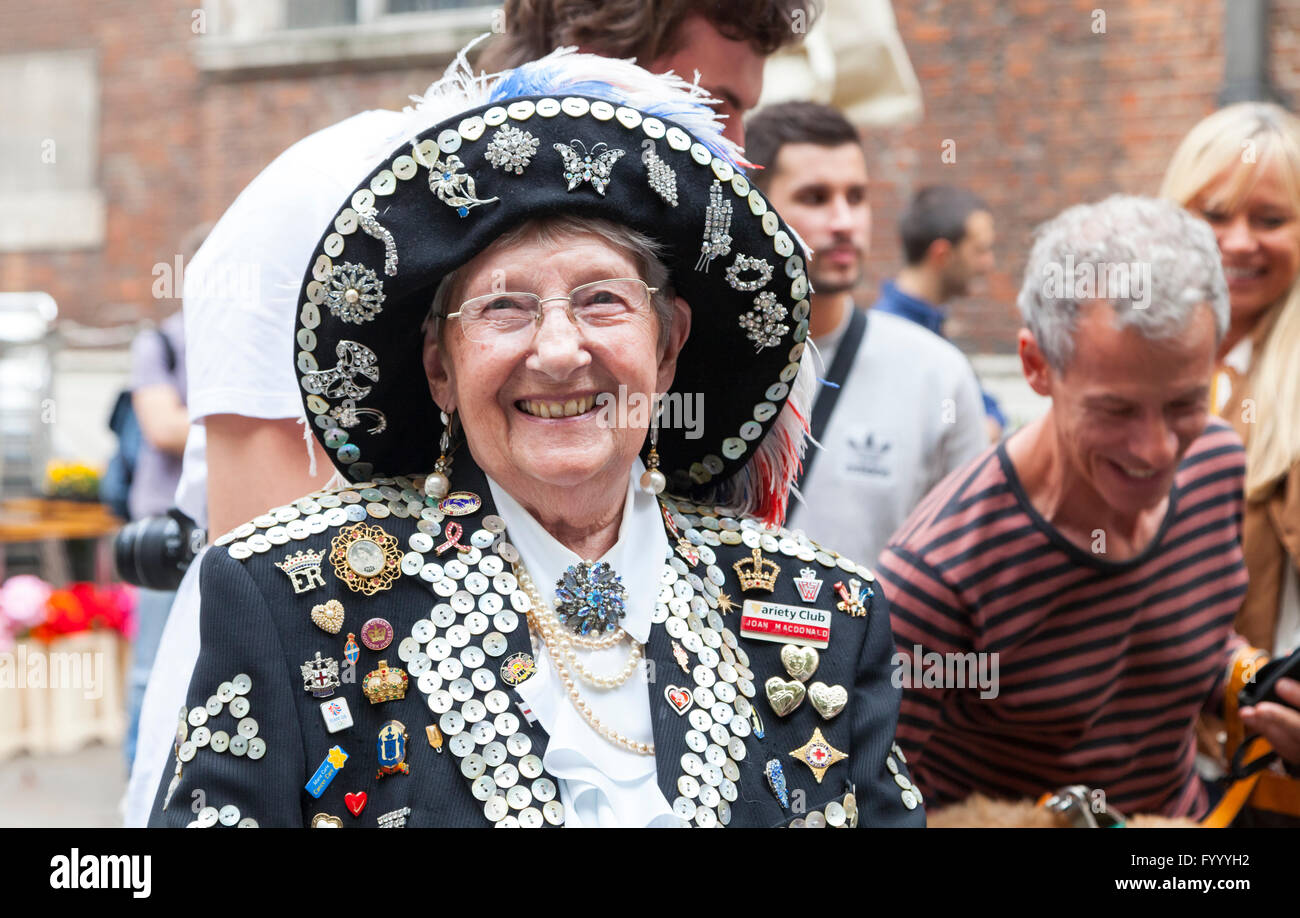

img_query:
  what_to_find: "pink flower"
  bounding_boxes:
[0,575,53,632]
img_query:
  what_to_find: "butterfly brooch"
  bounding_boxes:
[553,139,625,196]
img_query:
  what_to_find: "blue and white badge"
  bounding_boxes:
[305,745,348,798]
[320,697,354,734]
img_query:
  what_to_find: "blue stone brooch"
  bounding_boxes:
[554,561,628,636]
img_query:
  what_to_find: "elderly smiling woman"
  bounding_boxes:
[149,51,922,829]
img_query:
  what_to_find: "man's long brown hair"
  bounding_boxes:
[478,0,819,72]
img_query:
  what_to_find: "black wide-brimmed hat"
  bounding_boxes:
[294,50,815,522]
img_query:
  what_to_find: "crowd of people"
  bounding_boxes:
[123,0,1300,828]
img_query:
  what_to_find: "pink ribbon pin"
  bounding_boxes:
[436,521,467,555]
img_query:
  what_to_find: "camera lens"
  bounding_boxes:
[113,511,200,591]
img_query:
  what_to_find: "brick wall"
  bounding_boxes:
[3,0,1298,353]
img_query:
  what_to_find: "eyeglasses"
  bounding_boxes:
[444,277,658,344]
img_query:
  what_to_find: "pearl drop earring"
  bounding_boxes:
[639,397,666,495]
[424,410,454,499]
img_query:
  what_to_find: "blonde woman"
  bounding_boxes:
[1162,102,1300,660]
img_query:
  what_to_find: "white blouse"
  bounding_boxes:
[486,461,678,827]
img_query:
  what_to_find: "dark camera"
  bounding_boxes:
[113,508,205,591]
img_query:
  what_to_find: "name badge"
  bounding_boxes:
[740,600,830,648]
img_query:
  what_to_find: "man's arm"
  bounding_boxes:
[205,415,337,537]
[133,386,189,457]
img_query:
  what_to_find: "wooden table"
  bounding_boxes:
[0,498,122,584]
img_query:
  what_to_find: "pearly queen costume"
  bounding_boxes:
[149,49,924,829]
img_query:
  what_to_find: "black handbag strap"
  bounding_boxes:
[792,305,868,499]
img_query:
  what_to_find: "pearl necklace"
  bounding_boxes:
[515,562,654,756]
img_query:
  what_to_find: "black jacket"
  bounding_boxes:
[150,458,924,828]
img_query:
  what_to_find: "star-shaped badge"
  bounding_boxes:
[790,727,847,784]
[716,592,736,614]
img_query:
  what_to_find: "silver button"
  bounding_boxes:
[191,726,211,748]
[694,806,717,828]
[449,678,474,702]
[494,762,520,789]
[237,717,258,738]
[449,734,475,757]
[237,818,259,828]
[709,723,731,746]
[417,671,443,695]
[427,689,453,714]
[217,681,236,703]
[437,658,463,681]
[464,611,489,635]
[479,554,504,576]
[472,775,498,801]
[460,753,487,779]
[692,686,716,709]
[825,801,846,826]
[446,623,471,646]
[699,784,721,807]
[232,673,251,695]
[230,696,250,718]
[247,737,266,760]
[722,759,740,782]
[483,795,508,822]
[409,532,434,553]
[197,806,219,828]
[428,638,452,661]
[710,702,734,725]
[688,708,713,732]
[177,741,196,762]
[704,744,726,767]
[728,737,747,761]
[685,730,708,753]
[464,571,489,595]
[411,619,435,643]
[485,690,510,714]
[720,778,738,802]
[229,734,249,756]
[681,752,704,776]
[398,636,420,662]
[439,710,465,735]
[677,775,700,798]
[543,800,565,825]
[209,731,230,753]
[506,785,533,810]
[205,696,223,716]
[894,772,913,790]
[701,764,723,787]
[462,699,488,724]
[518,807,543,828]
[531,777,556,802]
[518,754,544,779]
[432,605,456,627]
[886,755,899,775]
[408,653,432,676]
[477,593,503,615]
[507,733,532,757]
[901,789,918,810]
[806,810,827,828]
[218,804,240,826]
[482,741,508,766]
[494,712,519,736]
[187,707,208,728]
[672,796,697,820]
[482,632,508,657]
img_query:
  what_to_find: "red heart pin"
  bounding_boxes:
[664,684,693,716]
[345,791,367,817]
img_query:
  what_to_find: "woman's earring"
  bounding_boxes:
[639,396,666,496]
[424,410,454,499]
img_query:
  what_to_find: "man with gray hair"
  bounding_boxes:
[876,195,1300,819]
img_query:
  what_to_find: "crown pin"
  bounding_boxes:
[733,548,780,593]
[276,548,327,595]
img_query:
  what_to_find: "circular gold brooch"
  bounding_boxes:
[330,522,403,595]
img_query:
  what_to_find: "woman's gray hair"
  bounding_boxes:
[423,215,676,349]
[1016,194,1229,371]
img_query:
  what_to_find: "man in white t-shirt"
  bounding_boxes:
[744,101,987,566]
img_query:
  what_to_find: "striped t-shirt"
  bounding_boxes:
[878,420,1248,819]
